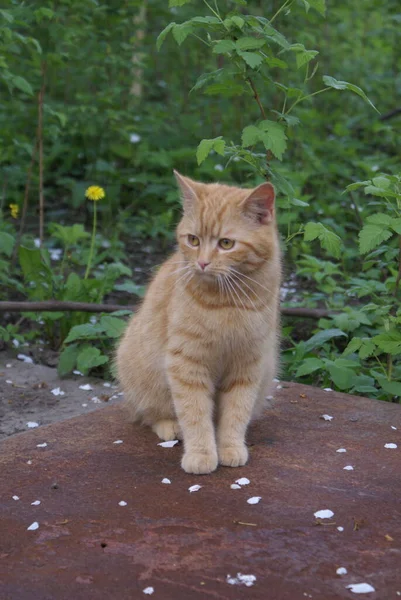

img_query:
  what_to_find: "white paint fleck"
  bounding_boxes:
[130,133,141,143]
[230,484,241,490]
[226,573,256,587]
[143,587,154,595]
[117,392,124,397]
[336,567,347,575]
[384,443,397,449]
[12,495,19,501]
[214,164,224,172]
[103,382,112,387]
[236,477,250,486]
[27,460,32,465]
[391,426,397,430]
[188,485,202,493]
[113,440,123,444]
[276,384,283,389]
[273,378,280,383]
[266,395,274,400]
[157,440,179,448]
[51,387,65,396]
[6,380,13,384]
[323,387,333,392]
[337,526,344,532]
[17,354,33,364]
[321,414,333,421]
[91,396,101,403]
[12,339,20,348]
[89,316,97,324]
[27,522,39,531]
[118,501,127,506]
[161,478,171,484]
[34,238,41,248]
[31,500,41,506]
[336,448,347,453]
[36,443,47,448]
[6,363,12,368]
[26,421,39,428]
[314,509,334,519]
[73,370,84,376]
[346,583,375,594]
[79,384,93,391]
[82,403,88,407]
[343,465,354,471]
[247,496,261,505]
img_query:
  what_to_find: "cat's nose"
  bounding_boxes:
[198,260,210,271]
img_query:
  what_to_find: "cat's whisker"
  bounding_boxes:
[229,271,275,316]
[226,273,259,313]
[175,269,193,287]
[169,265,192,277]
[229,267,275,296]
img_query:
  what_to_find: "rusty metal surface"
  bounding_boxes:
[0,382,400,599]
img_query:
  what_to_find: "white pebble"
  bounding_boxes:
[82,403,88,407]
[79,384,93,391]
[391,426,397,430]
[143,587,154,595]
[321,414,333,421]
[51,387,65,396]
[27,522,39,531]
[384,443,397,449]
[314,509,334,519]
[161,478,171,484]
[6,363,12,368]
[12,339,20,348]
[6,380,13,384]
[12,495,19,501]
[73,370,84,376]
[236,477,250,486]
[226,573,256,587]
[188,485,202,493]
[247,496,261,505]
[346,583,375,594]
[118,501,127,506]
[91,396,101,403]
[103,382,112,387]
[337,567,347,575]
[336,448,347,453]
[273,378,280,383]
[36,443,47,448]
[337,526,344,532]
[17,354,33,364]
[230,484,241,490]
[343,465,354,471]
[113,440,123,444]
[157,440,179,448]
[27,460,32,465]
[31,500,41,506]
[266,395,274,400]
[26,421,39,428]
[323,387,333,392]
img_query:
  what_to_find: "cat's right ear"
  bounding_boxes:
[174,170,198,213]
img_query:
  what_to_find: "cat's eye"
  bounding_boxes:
[187,234,200,247]
[218,238,235,250]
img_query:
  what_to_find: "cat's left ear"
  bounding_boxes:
[174,170,198,213]
[241,182,275,224]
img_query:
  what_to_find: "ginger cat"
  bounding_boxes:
[116,171,281,474]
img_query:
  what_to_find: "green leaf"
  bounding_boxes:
[172,22,193,45]
[0,9,14,22]
[304,222,342,258]
[343,338,363,356]
[265,56,288,69]
[302,0,326,15]
[391,218,401,235]
[204,83,245,96]
[114,282,145,297]
[377,377,401,397]
[231,16,245,28]
[169,0,192,6]
[99,316,127,338]
[328,365,354,390]
[18,246,52,300]
[345,181,370,192]
[156,22,176,51]
[236,37,266,51]
[237,51,263,69]
[304,328,347,353]
[241,125,261,147]
[363,185,396,198]
[366,213,393,227]
[358,224,393,254]
[58,344,79,376]
[258,120,287,160]
[373,332,401,355]
[12,75,34,96]
[64,323,106,344]
[77,346,108,374]
[196,136,226,165]
[0,232,15,257]
[372,176,391,189]
[295,358,324,377]
[359,340,376,359]
[322,75,379,113]
[213,40,236,54]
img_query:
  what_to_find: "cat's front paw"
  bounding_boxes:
[218,444,248,467]
[181,450,218,475]
[152,419,182,441]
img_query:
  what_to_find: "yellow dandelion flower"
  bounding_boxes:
[9,204,19,219]
[85,185,105,202]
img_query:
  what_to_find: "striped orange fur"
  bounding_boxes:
[116,171,281,474]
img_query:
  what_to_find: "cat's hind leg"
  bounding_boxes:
[152,419,182,441]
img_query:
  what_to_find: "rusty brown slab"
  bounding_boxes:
[0,382,400,599]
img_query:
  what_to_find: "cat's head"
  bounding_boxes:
[175,171,277,280]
